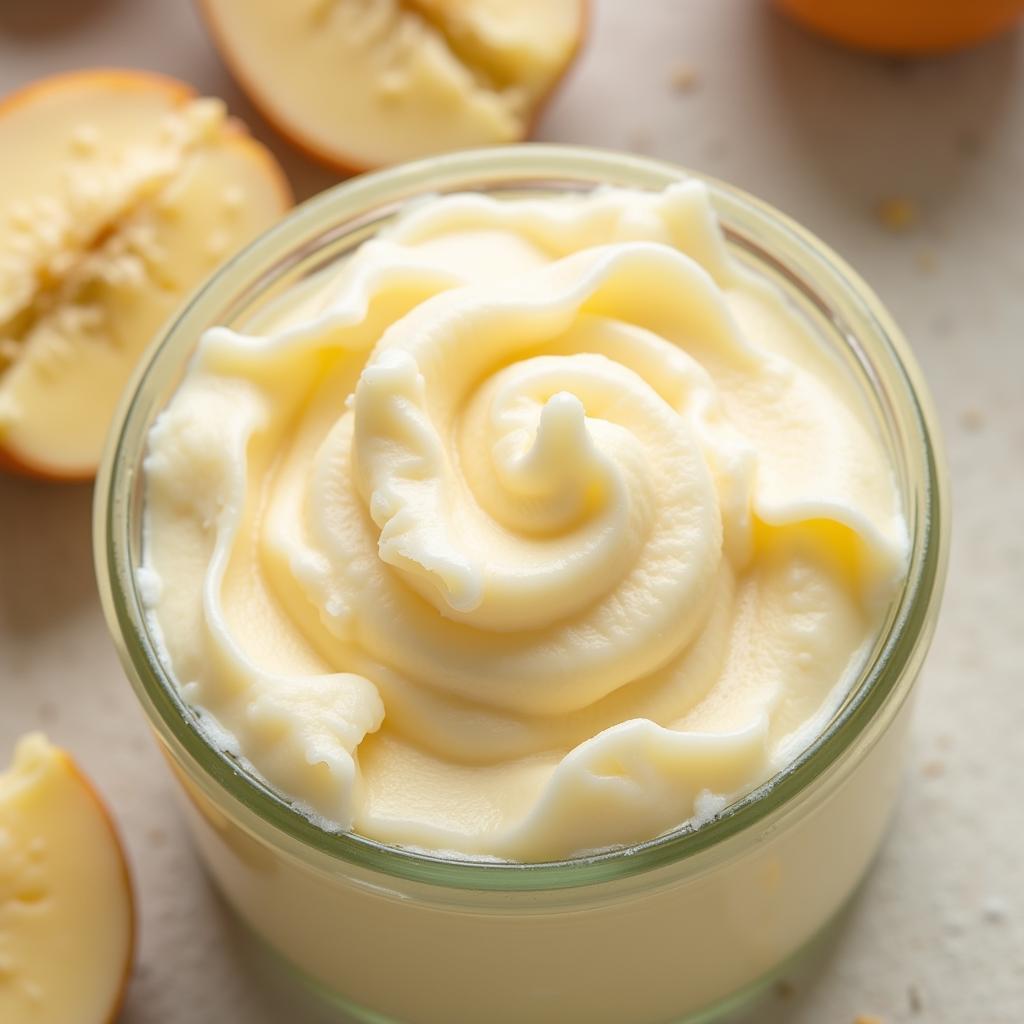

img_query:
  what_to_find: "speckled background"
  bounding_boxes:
[1,2,1022,1022]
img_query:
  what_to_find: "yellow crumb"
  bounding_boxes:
[960,408,985,432]
[956,131,983,158]
[876,197,919,232]
[908,983,924,1012]
[670,64,700,92]
[628,129,654,154]
[855,1016,884,1024]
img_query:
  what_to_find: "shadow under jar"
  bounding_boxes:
[95,145,949,1024]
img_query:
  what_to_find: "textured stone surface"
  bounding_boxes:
[1,2,1022,1021]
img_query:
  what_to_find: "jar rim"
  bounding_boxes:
[94,144,949,892]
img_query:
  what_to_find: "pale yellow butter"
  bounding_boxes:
[142,183,907,860]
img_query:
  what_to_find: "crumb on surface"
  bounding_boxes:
[774,978,795,1000]
[876,197,919,232]
[982,897,1009,925]
[915,248,937,273]
[628,129,654,154]
[960,408,985,432]
[704,137,729,161]
[922,758,946,778]
[883,56,913,77]
[956,130,984,158]
[670,63,700,92]
[928,313,955,339]
[855,1016,884,1024]
[35,700,59,724]
[908,982,924,1013]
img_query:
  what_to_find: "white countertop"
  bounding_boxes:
[1,2,1022,1022]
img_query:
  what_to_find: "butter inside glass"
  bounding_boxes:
[140,182,907,862]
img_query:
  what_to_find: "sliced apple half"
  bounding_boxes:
[198,0,588,171]
[0,734,134,1024]
[0,69,293,480]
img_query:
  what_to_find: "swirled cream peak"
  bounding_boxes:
[141,182,907,860]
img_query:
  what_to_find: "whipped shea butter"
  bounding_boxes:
[139,180,907,861]
[98,151,946,1023]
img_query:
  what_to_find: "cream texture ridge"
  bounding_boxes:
[140,182,907,861]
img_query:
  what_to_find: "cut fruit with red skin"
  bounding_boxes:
[0,734,135,1024]
[197,0,589,173]
[0,69,293,481]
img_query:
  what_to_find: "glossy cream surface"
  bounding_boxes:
[141,182,907,861]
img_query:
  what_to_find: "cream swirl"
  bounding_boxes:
[141,182,907,860]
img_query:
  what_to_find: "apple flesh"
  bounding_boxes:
[0,70,293,480]
[198,0,588,171]
[0,734,134,1024]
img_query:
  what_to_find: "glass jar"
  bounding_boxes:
[94,145,949,1024]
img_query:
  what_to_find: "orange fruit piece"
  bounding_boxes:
[777,0,1024,55]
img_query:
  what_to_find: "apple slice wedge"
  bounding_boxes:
[0,734,134,1024]
[198,0,588,172]
[0,69,293,480]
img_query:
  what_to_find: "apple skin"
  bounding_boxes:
[196,0,590,175]
[0,66,193,120]
[0,444,94,483]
